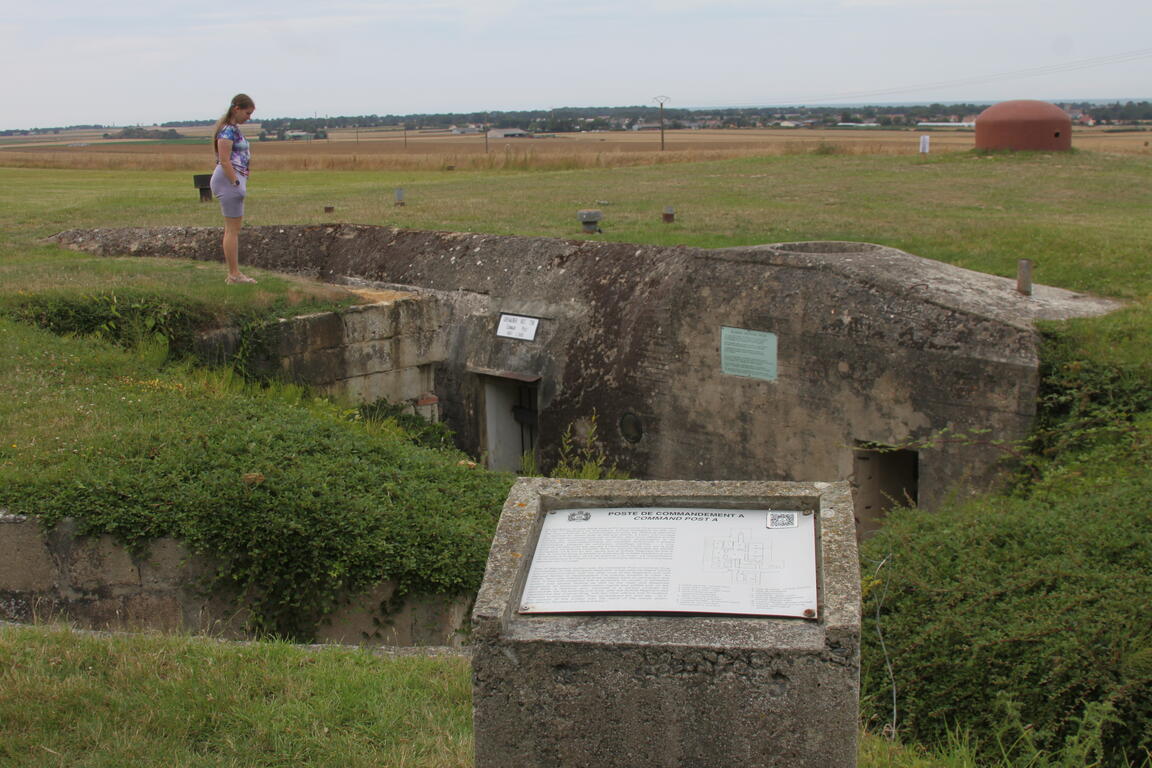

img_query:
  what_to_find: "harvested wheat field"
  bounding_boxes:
[2,124,1149,172]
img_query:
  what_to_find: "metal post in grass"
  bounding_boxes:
[655,95,670,151]
[578,210,602,234]
[1017,259,1033,296]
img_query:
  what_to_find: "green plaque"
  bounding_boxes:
[721,327,778,381]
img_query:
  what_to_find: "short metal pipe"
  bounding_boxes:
[1017,259,1033,296]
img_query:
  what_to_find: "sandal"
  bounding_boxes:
[225,274,257,284]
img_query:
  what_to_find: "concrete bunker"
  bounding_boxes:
[975,99,1073,152]
[50,225,1119,529]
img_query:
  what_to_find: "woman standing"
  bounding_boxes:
[210,94,257,284]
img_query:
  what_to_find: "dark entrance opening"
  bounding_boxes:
[481,375,539,472]
[852,444,919,538]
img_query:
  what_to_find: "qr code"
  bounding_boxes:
[768,512,799,529]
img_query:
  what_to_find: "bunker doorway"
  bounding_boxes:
[852,444,918,538]
[481,375,539,473]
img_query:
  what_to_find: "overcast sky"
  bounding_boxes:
[5,0,1151,129]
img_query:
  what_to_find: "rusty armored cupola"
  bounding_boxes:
[975,99,1072,151]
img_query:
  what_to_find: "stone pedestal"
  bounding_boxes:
[471,478,861,768]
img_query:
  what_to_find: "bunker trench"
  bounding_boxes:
[50,224,1120,529]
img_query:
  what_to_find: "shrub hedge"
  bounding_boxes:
[3,289,218,353]
[1,318,513,639]
[861,325,1152,766]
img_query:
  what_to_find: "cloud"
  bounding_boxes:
[8,0,1151,128]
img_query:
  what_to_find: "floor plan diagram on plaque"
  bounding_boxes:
[705,532,785,586]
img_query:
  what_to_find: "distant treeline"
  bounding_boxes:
[1,124,107,136]
[6,101,1151,136]
[229,104,997,133]
[207,101,1152,133]
[103,127,187,140]
[1088,100,1152,121]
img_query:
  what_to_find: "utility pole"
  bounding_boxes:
[654,95,670,151]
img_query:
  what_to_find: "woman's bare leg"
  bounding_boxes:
[222,216,255,282]
[223,216,243,277]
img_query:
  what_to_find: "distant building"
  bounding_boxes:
[487,128,532,139]
[1067,110,1096,126]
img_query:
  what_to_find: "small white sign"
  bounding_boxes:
[496,314,540,341]
[520,507,818,618]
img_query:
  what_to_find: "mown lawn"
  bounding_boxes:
[3,150,1151,766]
[0,622,1049,768]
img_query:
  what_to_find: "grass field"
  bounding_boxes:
[3,124,1150,172]
[3,143,1152,766]
[0,622,1079,768]
[5,143,1151,305]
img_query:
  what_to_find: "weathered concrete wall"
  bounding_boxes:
[471,478,861,768]
[196,293,475,417]
[50,226,1119,514]
[0,513,471,646]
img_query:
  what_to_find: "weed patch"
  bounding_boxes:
[3,289,216,353]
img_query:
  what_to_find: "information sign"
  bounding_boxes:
[497,313,541,341]
[721,327,778,381]
[520,507,817,618]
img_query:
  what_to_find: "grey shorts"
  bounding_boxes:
[210,165,247,218]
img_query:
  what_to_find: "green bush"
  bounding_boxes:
[1,320,513,640]
[3,290,216,354]
[356,398,457,451]
[861,418,1152,766]
[1029,324,1152,464]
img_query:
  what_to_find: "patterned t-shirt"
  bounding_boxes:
[216,124,251,177]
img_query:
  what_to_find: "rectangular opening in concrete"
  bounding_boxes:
[852,444,918,537]
[481,375,539,472]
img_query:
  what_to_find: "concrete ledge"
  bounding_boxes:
[193,293,449,410]
[0,516,471,647]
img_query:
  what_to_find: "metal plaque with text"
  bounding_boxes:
[721,326,778,380]
[496,314,541,341]
[520,507,817,618]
